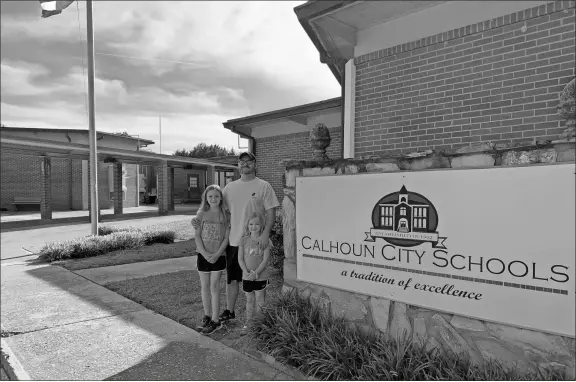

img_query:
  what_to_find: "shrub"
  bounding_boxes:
[39,226,176,262]
[98,225,130,236]
[269,215,284,274]
[246,291,567,381]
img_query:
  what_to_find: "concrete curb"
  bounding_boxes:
[1,338,30,381]
[239,346,318,381]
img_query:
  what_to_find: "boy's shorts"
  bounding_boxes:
[242,279,269,293]
[225,245,243,284]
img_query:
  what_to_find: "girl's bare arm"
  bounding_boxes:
[214,226,230,257]
[194,224,209,257]
[238,243,249,275]
[254,247,271,277]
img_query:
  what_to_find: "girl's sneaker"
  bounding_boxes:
[201,319,222,335]
[219,310,235,322]
[196,315,210,330]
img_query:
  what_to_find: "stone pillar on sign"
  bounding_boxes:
[557,77,575,140]
[113,162,123,215]
[281,163,299,285]
[39,156,52,220]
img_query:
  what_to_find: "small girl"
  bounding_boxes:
[238,212,272,333]
[193,184,230,335]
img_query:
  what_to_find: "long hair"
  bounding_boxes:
[199,184,227,214]
[242,212,266,238]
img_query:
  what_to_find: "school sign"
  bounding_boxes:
[296,164,575,337]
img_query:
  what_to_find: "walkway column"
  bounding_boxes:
[207,165,216,186]
[168,166,175,212]
[39,156,52,220]
[113,162,123,215]
[157,162,173,215]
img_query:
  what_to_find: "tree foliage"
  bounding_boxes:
[173,143,236,158]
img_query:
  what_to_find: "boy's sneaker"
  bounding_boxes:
[196,315,210,330]
[219,310,235,322]
[201,320,222,335]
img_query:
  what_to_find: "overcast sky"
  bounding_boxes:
[0,1,340,154]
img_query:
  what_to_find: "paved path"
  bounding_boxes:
[1,205,198,223]
[74,257,197,285]
[0,215,193,263]
[0,262,291,380]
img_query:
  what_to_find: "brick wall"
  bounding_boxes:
[1,154,142,211]
[50,158,72,210]
[0,153,41,210]
[354,1,575,157]
[71,159,83,210]
[1,154,85,211]
[255,127,342,203]
[174,168,205,202]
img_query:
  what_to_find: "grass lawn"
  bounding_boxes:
[104,269,284,352]
[55,219,196,271]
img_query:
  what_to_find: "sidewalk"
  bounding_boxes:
[1,204,199,231]
[0,261,293,380]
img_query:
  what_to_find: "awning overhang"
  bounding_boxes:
[223,97,342,137]
[294,1,448,82]
[1,134,238,170]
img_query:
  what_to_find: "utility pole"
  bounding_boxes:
[86,0,99,235]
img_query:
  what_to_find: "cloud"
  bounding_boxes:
[1,1,340,153]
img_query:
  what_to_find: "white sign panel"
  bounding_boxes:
[296,164,575,337]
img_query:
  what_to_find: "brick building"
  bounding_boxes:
[294,0,575,157]
[222,1,574,202]
[1,127,153,211]
[1,126,238,215]
[223,98,342,203]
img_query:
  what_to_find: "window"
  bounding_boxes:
[400,207,406,215]
[380,206,394,227]
[188,174,199,188]
[413,218,427,230]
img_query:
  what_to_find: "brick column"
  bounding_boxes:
[67,158,73,210]
[39,157,52,220]
[168,166,175,211]
[207,165,216,186]
[113,162,123,215]
[87,160,101,220]
[157,162,170,215]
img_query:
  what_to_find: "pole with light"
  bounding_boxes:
[39,0,99,235]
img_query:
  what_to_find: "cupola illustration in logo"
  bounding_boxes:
[365,185,447,248]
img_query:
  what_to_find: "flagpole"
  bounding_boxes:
[86,0,99,235]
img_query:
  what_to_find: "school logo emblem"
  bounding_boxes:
[365,185,447,248]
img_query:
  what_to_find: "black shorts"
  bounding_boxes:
[225,246,243,284]
[197,253,226,272]
[243,279,269,293]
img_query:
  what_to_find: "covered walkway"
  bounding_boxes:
[1,134,238,220]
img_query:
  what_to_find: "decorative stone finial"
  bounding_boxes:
[557,77,575,140]
[309,123,331,160]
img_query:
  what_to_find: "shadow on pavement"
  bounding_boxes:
[1,261,279,380]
